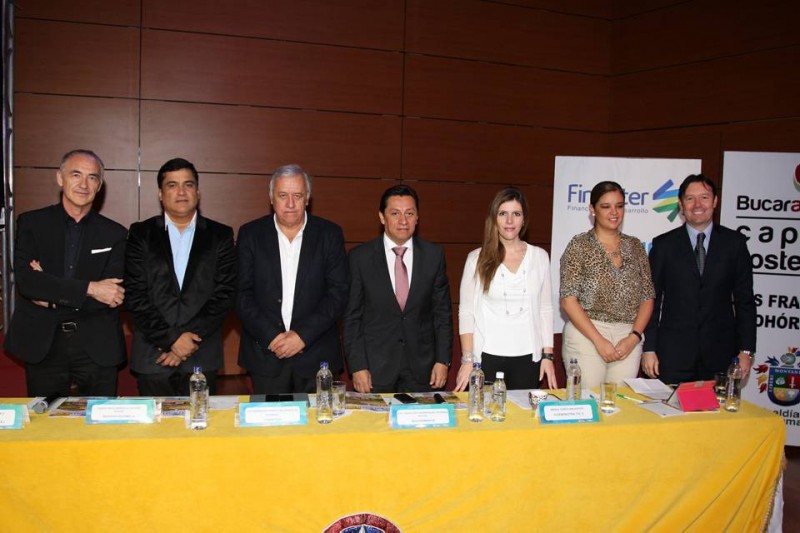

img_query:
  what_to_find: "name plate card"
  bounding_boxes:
[390,404,456,429]
[85,399,156,424]
[0,405,26,430]
[238,402,308,427]
[539,400,600,424]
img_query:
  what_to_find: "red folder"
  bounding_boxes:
[675,380,720,411]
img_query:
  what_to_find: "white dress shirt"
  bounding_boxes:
[275,213,308,330]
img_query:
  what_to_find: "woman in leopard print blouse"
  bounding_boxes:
[559,181,655,389]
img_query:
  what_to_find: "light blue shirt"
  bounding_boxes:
[686,222,713,254]
[165,212,197,289]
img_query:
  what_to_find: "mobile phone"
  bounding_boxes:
[433,393,447,404]
[393,393,418,404]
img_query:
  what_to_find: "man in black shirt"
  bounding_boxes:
[4,149,128,396]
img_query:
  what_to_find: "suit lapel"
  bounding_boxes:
[371,238,399,310]
[157,215,182,293]
[406,237,424,308]
[180,215,208,292]
[295,215,315,294]
[265,215,282,292]
[46,205,68,277]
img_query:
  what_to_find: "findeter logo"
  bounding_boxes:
[651,179,680,221]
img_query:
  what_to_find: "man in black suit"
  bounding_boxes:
[4,149,127,396]
[643,174,756,383]
[125,158,237,395]
[344,184,453,393]
[236,164,349,394]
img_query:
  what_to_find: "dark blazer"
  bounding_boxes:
[4,204,127,365]
[124,214,237,374]
[643,223,756,381]
[236,214,349,379]
[343,236,453,387]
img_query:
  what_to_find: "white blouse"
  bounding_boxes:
[459,244,554,362]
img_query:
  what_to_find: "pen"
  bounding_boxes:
[616,393,644,404]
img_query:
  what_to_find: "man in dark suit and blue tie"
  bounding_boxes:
[125,158,237,395]
[642,174,756,383]
[236,164,349,394]
[344,185,453,393]
[4,149,128,396]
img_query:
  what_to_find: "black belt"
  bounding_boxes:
[59,321,78,332]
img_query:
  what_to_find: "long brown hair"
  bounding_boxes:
[476,187,529,292]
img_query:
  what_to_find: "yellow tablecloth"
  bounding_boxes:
[0,393,785,532]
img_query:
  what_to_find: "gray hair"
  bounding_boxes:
[269,164,311,200]
[60,149,105,181]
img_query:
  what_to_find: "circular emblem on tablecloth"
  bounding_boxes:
[323,512,401,533]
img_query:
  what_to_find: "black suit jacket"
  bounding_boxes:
[343,236,453,387]
[124,214,237,374]
[643,223,756,381]
[4,204,127,365]
[236,214,349,379]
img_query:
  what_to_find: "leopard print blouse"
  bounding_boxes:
[559,230,655,323]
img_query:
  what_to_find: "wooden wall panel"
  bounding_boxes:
[613,0,695,19]
[609,127,723,178]
[16,20,140,98]
[14,94,140,169]
[12,169,139,229]
[612,46,800,131]
[404,55,610,131]
[141,30,403,114]
[406,0,611,75]
[493,0,613,18]
[15,0,141,26]
[142,0,404,50]
[402,119,608,183]
[140,101,402,177]
[721,119,800,153]
[613,0,799,73]
[442,243,477,305]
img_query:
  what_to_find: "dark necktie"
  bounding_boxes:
[393,246,409,310]
[695,233,706,275]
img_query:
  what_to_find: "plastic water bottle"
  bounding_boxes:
[724,357,743,412]
[316,362,334,424]
[189,366,209,430]
[490,372,507,422]
[468,363,485,422]
[566,358,582,401]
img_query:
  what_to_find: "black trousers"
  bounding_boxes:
[480,352,541,390]
[250,362,316,395]
[25,327,118,397]
[371,366,437,393]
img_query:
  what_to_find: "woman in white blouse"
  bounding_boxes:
[455,187,558,391]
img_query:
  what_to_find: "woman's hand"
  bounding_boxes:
[594,337,619,362]
[539,359,558,389]
[454,363,472,392]
[613,334,639,360]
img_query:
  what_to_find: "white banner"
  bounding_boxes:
[550,156,702,330]
[721,151,800,446]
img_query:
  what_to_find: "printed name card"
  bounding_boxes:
[85,399,156,424]
[390,404,456,429]
[0,405,26,430]
[539,400,600,424]
[238,402,308,427]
